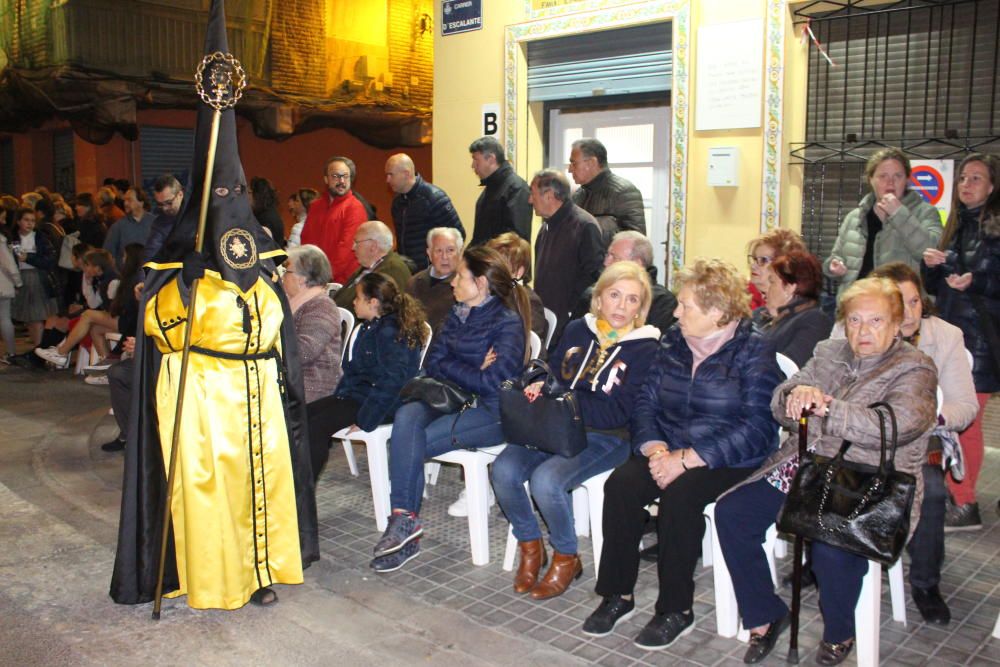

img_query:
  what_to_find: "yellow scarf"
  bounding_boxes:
[595,317,634,352]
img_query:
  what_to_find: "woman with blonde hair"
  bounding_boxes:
[493,261,659,600]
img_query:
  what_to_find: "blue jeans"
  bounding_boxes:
[388,400,505,513]
[491,431,629,554]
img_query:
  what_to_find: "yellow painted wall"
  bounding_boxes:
[431,2,526,236]
[432,0,809,273]
[684,0,764,266]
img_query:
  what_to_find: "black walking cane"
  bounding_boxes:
[151,51,246,621]
[787,407,810,664]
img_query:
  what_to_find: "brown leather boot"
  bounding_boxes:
[513,539,547,594]
[530,552,583,600]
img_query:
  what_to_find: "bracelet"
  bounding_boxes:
[681,448,690,471]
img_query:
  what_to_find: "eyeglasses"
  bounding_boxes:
[352,238,376,249]
[747,254,773,267]
[155,193,179,210]
[328,173,351,181]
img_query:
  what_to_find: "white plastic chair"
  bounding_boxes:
[326,282,343,297]
[542,307,558,351]
[775,352,799,379]
[337,307,355,354]
[704,501,906,656]
[333,322,433,532]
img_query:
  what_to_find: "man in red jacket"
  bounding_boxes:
[301,156,368,283]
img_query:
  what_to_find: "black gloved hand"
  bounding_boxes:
[181,251,208,287]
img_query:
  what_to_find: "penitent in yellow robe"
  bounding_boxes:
[146,270,303,610]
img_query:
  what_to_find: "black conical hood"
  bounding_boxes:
[154,0,278,292]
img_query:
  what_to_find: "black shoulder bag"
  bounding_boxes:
[776,401,916,565]
[499,359,587,458]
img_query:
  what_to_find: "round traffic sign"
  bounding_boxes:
[909,165,944,205]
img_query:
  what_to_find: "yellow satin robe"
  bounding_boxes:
[146,270,303,610]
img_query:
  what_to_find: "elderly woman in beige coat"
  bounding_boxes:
[714,277,937,666]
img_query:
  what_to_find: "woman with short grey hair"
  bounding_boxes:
[282,244,342,403]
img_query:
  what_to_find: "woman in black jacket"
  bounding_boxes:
[372,246,532,573]
[921,152,1000,530]
[306,272,427,480]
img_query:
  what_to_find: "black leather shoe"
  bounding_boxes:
[815,639,853,666]
[100,437,125,452]
[633,610,694,650]
[743,612,790,664]
[912,585,951,625]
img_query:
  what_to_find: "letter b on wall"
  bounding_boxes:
[482,103,500,137]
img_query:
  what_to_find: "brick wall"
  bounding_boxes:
[271,0,327,96]
[387,0,434,109]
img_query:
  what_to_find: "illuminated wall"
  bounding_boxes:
[432,0,810,279]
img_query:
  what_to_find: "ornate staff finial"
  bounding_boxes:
[194,51,246,111]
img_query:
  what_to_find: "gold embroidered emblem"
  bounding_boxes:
[219,228,257,270]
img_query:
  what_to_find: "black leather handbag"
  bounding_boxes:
[776,401,916,566]
[399,376,475,414]
[499,359,587,458]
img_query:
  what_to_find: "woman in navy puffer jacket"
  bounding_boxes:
[581,259,782,650]
[371,246,533,572]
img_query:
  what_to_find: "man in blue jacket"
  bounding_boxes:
[385,153,464,272]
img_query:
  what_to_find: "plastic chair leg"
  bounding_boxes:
[341,438,359,477]
[366,436,391,532]
[586,482,605,573]
[502,524,517,571]
[888,558,906,625]
[463,460,492,566]
[573,486,590,537]
[854,560,882,667]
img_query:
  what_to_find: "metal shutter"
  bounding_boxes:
[793,0,1000,285]
[526,22,672,102]
[139,126,195,193]
[53,130,75,197]
[0,139,13,195]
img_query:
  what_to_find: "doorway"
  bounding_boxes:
[549,105,672,283]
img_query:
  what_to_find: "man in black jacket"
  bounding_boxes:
[569,138,647,246]
[385,153,464,271]
[468,136,532,246]
[531,169,604,350]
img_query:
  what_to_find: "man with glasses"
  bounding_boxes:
[301,156,369,284]
[142,174,185,263]
[333,220,412,315]
[568,138,646,248]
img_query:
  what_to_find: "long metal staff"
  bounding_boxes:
[787,408,809,663]
[152,52,246,620]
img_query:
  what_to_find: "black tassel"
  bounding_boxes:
[236,295,251,333]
